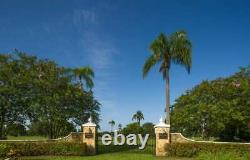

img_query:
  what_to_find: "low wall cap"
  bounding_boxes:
[154,117,170,128]
[82,116,97,127]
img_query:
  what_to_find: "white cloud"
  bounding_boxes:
[73,9,98,26]
[81,32,118,69]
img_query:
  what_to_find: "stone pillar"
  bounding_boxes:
[154,117,170,156]
[82,117,96,155]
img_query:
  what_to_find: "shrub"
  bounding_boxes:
[167,142,250,157]
[0,141,86,158]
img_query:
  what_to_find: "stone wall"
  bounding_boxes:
[170,133,250,145]
[170,133,194,143]
[58,132,83,143]
[0,132,84,143]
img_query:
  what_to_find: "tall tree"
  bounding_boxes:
[143,31,192,124]
[108,120,115,133]
[118,124,122,132]
[0,53,32,139]
[74,67,94,91]
[132,110,144,134]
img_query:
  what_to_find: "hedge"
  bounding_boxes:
[0,141,86,158]
[167,142,250,157]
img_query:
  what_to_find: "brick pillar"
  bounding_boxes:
[154,117,170,156]
[82,117,96,155]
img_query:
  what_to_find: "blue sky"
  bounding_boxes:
[0,0,249,131]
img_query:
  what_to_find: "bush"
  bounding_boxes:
[7,123,26,137]
[0,141,86,158]
[168,142,250,157]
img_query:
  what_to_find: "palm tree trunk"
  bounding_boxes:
[166,70,170,125]
[0,109,6,140]
[137,120,140,134]
[0,112,5,139]
[80,78,84,91]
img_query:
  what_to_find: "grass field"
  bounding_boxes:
[20,153,193,160]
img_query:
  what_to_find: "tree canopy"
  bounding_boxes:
[0,51,100,139]
[171,66,250,141]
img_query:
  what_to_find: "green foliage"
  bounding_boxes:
[108,120,116,132]
[118,124,122,132]
[141,122,154,136]
[0,142,86,157]
[143,32,192,78]
[122,122,141,135]
[121,122,154,136]
[132,111,144,134]
[97,137,155,155]
[73,67,95,90]
[167,142,250,158]
[27,120,75,138]
[7,136,47,140]
[132,111,144,125]
[171,66,250,141]
[0,50,100,139]
[7,123,26,137]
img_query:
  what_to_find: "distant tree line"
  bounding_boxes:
[0,50,100,139]
[121,122,155,137]
[171,66,250,141]
[104,111,155,137]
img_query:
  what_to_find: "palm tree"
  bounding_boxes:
[108,120,115,133]
[118,124,122,132]
[143,31,192,125]
[74,67,94,90]
[132,110,144,134]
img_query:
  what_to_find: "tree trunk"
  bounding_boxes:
[137,120,140,134]
[166,70,170,125]
[0,110,5,140]
[79,77,84,91]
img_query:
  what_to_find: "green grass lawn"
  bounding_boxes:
[7,136,48,140]
[20,153,193,160]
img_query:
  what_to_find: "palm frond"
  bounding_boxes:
[169,31,192,73]
[142,54,158,78]
[132,110,144,121]
[150,33,168,58]
[83,75,94,89]
[74,66,95,89]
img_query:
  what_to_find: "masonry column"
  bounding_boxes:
[154,117,170,156]
[82,117,96,155]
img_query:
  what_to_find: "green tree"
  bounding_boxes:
[122,122,142,136]
[6,123,26,137]
[143,31,192,124]
[171,66,250,141]
[0,50,101,139]
[0,53,31,139]
[141,122,154,136]
[118,124,122,132]
[132,110,144,134]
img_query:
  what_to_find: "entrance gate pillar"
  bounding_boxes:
[82,117,97,155]
[154,117,170,156]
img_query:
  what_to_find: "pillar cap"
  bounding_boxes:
[82,116,97,127]
[154,117,170,128]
